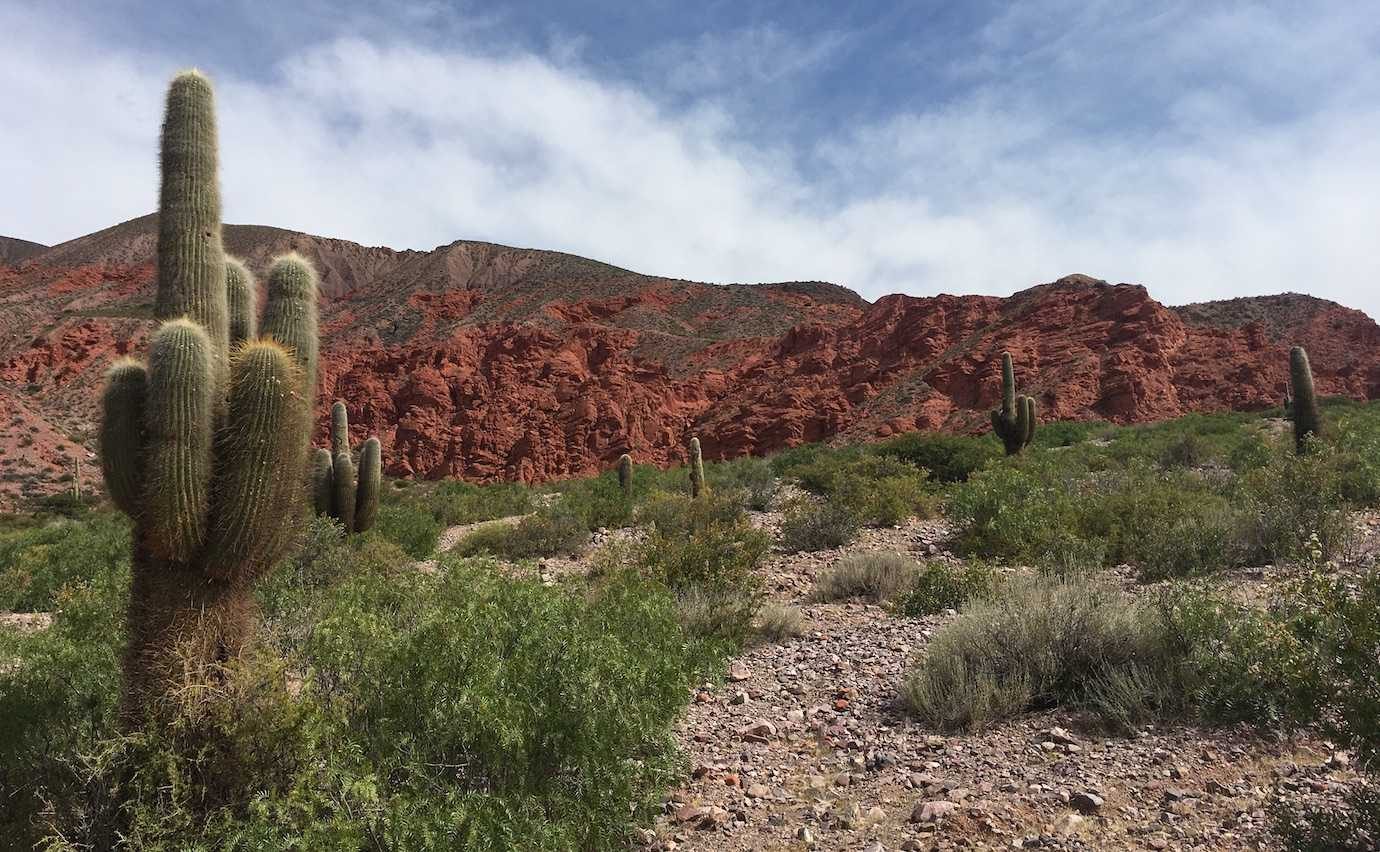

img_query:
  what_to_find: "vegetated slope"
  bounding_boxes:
[0,235,48,265]
[2,215,1379,498]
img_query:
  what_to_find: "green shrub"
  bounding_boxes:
[629,492,769,643]
[1242,443,1349,563]
[4,548,725,849]
[875,432,1000,483]
[794,454,932,524]
[556,472,635,530]
[371,502,443,559]
[902,575,1185,731]
[706,456,777,510]
[428,480,532,526]
[896,561,996,616]
[0,511,129,611]
[0,554,126,844]
[813,551,918,603]
[780,497,860,552]
[455,505,589,560]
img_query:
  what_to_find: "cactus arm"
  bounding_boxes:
[261,253,320,409]
[355,437,382,533]
[332,452,357,532]
[225,258,256,347]
[99,358,149,517]
[141,319,215,560]
[330,401,350,458]
[311,447,334,517]
[203,342,309,580]
[154,70,228,398]
[1024,396,1037,446]
[1000,352,1016,419]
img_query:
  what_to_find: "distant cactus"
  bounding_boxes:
[1288,346,1322,453]
[689,436,706,498]
[617,453,633,495]
[99,70,317,715]
[313,400,383,533]
[990,352,1037,455]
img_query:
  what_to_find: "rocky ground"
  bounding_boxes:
[418,505,1370,852]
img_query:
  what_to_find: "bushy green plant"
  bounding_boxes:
[1242,442,1349,563]
[902,575,1185,731]
[555,472,635,530]
[3,541,725,849]
[455,505,589,560]
[0,511,129,611]
[875,432,1000,483]
[372,502,443,559]
[706,456,777,510]
[780,497,860,552]
[813,551,919,603]
[896,561,996,616]
[428,480,533,526]
[794,454,932,524]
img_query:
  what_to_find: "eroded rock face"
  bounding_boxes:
[3,215,1378,496]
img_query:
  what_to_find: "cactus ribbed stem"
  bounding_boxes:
[142,319,215,560]
[689,436,705,498]
[154,70,228,400]
[617,453,633,495]
[332,452,357,533]
[100,358,148,516]
[1289,346,1322,453]
[355,437,382,533]
[330,401,350,458]
[225,258,256,347]
[311,447,334,517]
[261,253,319,411]
[204,342,308,579]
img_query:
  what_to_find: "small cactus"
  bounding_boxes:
[1288,346,1322,453]
[313,400,383,533]
[617,453,633,496]
[688,436,706,498]
[990,352,1037,455]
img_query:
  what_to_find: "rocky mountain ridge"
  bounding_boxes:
[2,214,1377,499]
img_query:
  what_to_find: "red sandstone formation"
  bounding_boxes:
[2,214,1377,499]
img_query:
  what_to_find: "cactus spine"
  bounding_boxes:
[990,352,1037,455]
[1288,346,1322,453]
[617,453,633,496]
[688,436,706,498]
[99,70,318,716]
[312,400,382,533]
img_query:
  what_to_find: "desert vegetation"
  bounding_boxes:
[2,69,1378,852]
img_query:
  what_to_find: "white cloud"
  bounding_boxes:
[2,2,1379,320]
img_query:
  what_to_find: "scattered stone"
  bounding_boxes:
[1069,792,1104,814]
[737,719,776,742]
[911,800,958,823]
[728,661,750,682]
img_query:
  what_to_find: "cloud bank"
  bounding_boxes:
[2,1,1378,317]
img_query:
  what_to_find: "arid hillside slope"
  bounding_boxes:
[2,214,1377,498]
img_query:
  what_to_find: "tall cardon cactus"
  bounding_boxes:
[311,400,381,533]
[98,70,319,715]
[688,436,706,498]
[990,352,1036,455]
[617,453,633,496]
[1287,345,1322,454]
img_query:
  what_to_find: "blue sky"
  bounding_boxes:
[3,0,1379,315]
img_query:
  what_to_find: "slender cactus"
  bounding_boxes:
[1289,346,1322,453]
[313,400,383,532]
[990,352,1037,455]
[689,436,706,498]
[98,70,317,716]
[617,453,633,496]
